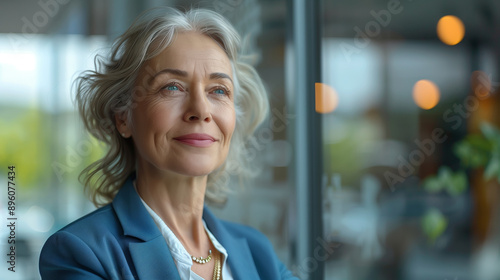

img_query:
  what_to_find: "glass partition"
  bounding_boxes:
[319,0,500,279]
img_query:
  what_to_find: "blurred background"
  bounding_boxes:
[1,0,500,279]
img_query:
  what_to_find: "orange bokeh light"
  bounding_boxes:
[315,83,338,114]
[437,15,465,46]
[412,80,440,110]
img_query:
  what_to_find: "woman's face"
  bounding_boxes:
[121,31,236,177]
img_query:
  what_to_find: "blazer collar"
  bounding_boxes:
[203,208,260,280]
[112,175,180,279]
[112,174,259,280]
[112,174,160,241]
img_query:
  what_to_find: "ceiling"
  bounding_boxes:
[1,0,499,44]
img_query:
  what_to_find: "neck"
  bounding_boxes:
[134,163,209,253]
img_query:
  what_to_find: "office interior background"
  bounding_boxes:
[1,0,500,279]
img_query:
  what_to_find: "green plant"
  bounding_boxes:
[421,122,500,243]
[454,123,500,182]
[423,166,467,196]
[422,208,448,244]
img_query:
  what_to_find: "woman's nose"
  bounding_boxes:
[183,87,212,122]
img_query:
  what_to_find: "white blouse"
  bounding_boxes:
[138,197,234,280]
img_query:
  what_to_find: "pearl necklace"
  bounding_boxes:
[191,250,222,280]
[191,250,212,264]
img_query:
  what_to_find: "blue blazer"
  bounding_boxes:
[39,176,298,280]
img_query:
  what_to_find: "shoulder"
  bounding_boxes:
[217,219,277,254]
[215,219,300,280]
[203,208,275,252]
[40,204,119,258]
[41,203,127,257]
[39,206,112,279]
[220,220,269,242]
[39,205,130,279]
[55,204,119,239]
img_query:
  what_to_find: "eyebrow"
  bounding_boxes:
[209,72,233,84]
[150,68,233,85]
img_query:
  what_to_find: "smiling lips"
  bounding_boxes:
[173,133,217,147]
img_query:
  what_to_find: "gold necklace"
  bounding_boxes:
[212,251,221,280]
[191,249,212,264]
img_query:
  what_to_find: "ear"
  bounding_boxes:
[115,112,131,138]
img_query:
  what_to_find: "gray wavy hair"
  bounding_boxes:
[75,7,269,207]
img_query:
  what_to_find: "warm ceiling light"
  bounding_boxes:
[437,15,465,46]
[412,79,440,110]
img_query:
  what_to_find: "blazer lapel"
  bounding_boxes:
[129,236,181,280]
[203,208,260,280]
[113,176,181,280]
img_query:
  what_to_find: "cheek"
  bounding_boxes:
[132,101,178,135]
[213,105,236,144]
[223,108,237,140]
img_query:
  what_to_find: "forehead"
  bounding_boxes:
[146,31,232,74]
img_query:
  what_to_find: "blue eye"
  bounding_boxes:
[166,85,179,91]
[214,88,226,95]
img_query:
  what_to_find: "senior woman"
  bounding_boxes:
[39,7,298,280]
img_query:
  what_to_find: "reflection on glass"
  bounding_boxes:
[315,82,339,114]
